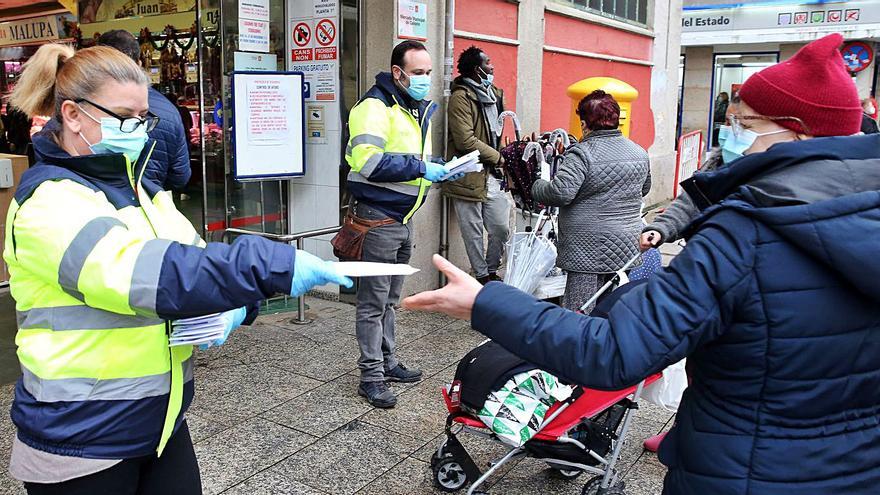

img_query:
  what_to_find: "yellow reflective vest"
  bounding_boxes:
[8,132,296,459]
[345,72,438,224]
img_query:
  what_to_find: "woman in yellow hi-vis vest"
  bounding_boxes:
[4,44,351,494]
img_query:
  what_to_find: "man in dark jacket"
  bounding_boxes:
[404,34,880,494]
[442,46,510,285]
[98,30,191,192]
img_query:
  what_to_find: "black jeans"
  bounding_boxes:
[24,421,201,495]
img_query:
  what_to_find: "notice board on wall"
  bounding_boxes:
[232,71,306,179]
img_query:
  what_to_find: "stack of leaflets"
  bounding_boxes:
[441,150,483,181]
[169,313,226,347]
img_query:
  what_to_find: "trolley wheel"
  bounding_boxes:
[546,463,584,480]
[582,474,625,495]
[433,457,469,492]
[430,440,450,469]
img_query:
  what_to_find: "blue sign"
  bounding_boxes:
[303,81,311,99]
[213,100,223,126]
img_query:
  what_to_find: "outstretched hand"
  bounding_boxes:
[401,254,483,320]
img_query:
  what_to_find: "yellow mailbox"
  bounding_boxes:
[566,77,638,140]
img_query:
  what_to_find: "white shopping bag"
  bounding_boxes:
[643,359,687,412]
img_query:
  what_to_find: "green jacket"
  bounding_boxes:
[442,77,504,202]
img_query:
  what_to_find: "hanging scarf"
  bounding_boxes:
[463,77,500,149]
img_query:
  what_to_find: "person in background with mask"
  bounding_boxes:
[5,43,350,494]
[403,34,880,495]
[711,91,730,146]
[443,46,510,285]
[861,97,878,134]
[640,93,740,251]
[344,40,462,408]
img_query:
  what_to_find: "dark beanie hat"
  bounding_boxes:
[738,33,862,137]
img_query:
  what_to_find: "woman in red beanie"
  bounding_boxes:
[404,33,880,495]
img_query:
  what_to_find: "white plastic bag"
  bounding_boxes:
[504,232,557,296]
[643,359,687,412]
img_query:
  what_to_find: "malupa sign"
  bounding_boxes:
[0,16,64,47]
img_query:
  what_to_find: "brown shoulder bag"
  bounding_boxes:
[331,210,396,261]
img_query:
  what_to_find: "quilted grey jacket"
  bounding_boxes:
[532,129,651,273]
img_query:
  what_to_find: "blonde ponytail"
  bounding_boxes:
[9,44,148,120]
[9,43,74,118]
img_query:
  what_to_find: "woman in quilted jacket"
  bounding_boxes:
[532,90,651,312]
[405,34,880,494]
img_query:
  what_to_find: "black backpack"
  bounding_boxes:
[451,340,534,412]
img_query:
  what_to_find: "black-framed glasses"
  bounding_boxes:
[75,98,160,133]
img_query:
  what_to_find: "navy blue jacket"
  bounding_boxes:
[10,132,294,458]
[35,89,191,193]
[144,87,191,192]
[346,73,437,222]
[472,134,880,494]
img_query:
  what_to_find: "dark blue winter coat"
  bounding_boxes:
[472,134,880,495]
[144,87,191,192]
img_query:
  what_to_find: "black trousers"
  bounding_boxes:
[24,421,202,495]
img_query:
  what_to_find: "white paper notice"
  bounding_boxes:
[247,79,292,145]
[239,19,270,52]
[239,0,270,21]
[335,262,420,277]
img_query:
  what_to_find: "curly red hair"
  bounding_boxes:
[577,90,620,131]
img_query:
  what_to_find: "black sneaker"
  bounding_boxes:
[385,363,423,383]
[358,381,397,408]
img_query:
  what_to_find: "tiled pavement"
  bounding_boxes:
[0,293,674,495]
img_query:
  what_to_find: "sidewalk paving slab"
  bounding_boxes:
[195,417,318,495]
[253,420,424,495]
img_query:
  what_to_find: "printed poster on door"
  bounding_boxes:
[288,0,339,102]
[239,0,270,22]
[233,72,306,179]
[239,19,269,52]
[239,0,270,52]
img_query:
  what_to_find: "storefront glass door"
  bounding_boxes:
[190,0,288,240]
[710,52,778,146]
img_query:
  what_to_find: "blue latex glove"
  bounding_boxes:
[198,306,247,350]
[423,161,449,182]
[291,250,353,297]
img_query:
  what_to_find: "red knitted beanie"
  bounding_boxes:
[738,33,862,137]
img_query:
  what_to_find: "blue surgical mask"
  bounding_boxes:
[478,67,494,87]
[717,124,731,148]
[721,127,789,164]
[80,110,148,164]
[400,69,431,101]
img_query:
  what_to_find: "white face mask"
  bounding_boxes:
[865,105,876,115]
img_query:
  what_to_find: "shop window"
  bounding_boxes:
[557,0,649,26]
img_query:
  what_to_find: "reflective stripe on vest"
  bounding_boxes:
[21,357,194,402]
[58,217,126,302]
[17,306,163,331]
[129,239,173,317]
[346,170,422,196]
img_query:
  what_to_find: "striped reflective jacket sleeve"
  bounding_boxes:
[347,98,426,183]
[9,180,294,319]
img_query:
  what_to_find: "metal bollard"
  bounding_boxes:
[292,237,312,325]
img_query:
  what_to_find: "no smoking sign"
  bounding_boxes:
[316,18,336,46]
